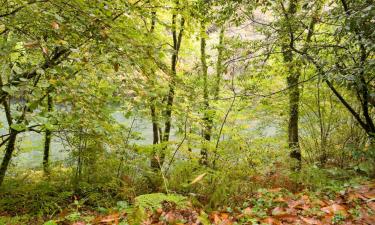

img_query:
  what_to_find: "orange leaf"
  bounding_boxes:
[220,213,229,219]
[100,213,119,224]
[321,204,347,216]
[261,217,282,225]
[300,217,323,225]
[269,188,283,193]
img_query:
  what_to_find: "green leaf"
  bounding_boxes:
[36,68,45,75]
[43,221,58,225]
[11,123,27,132]
[2,86,12,94]
[12,65,23,74]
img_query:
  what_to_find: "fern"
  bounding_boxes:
[134,193,187,210]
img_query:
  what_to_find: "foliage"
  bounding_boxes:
[0,0,374,224]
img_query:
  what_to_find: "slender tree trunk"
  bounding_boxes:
[150,97,160,169]
[43,92,53,174]
[287,72,302,169]
[210,26,225,168]
[161,1,185,166]
[214,27,225,100]
[200,21,210,165]
[282,0,302,170]
[0,129,17,187]
[283,43,302,169]
[148,8,161,170]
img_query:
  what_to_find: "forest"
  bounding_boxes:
[0,0,374,224]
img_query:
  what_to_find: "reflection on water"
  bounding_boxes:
[1,111,277,168]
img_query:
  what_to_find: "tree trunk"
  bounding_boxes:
[287,74,302,169]
[200,21,210,165]
[148,9,160,170]
[0,129,17,187]
[43,92,53,175]
[282,0,302,171]
[161,2,185,166]
[150,97,160,169]
[283,45,302,170]
[214,27,225,100]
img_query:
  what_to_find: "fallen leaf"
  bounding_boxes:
[190,173,206,185]
[243,207,253,215]
[261,217,282,225]
[42,47,48,55]
[271,207,287,217]
[72,222,85,225]
[220,212,229,220]
[24,41,39,48]
[51,21,60,29]
[288,199,305,209]
[300,216,322,225]
[99,213,119,224]
[269,188,283,193]
[367,201,375,211]
[321,204,347,216]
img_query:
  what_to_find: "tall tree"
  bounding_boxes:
[281,0,302,170]
[160,0,185,165]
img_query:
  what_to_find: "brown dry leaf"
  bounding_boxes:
[279,215,300,223]
[210,211,221,224]
[288,199,305,209]
[300,216,323,225]
[164,211,178,224]
[24,41,39,48]
[274,197,287,203]
[269,188,283,193]
[42,47,48,55]
[72,222,86,225]
[51,21,60,29]
[359,207,375,225]
[367,201,375,211]
[190,173,206,185]
[99,213,119,224]
[362,190,375,199]
[243,207,253,215]
[321,204,348,216]
[261,217,282,225]
[347,192,364,202]
[272,207,288,217]
[312,199,326,207]
[220,213,229,220]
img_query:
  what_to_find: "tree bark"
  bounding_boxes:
[150,97,160,169]
[161,1,185,166]
[282,0,302,170]
[148,7,161,170]
[286,73,302,168]
[200,21,210,165]
[43,92,53,175]
[214,27,225,100]
[0,129,17,187]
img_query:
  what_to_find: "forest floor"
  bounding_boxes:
[1,180,374,225]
